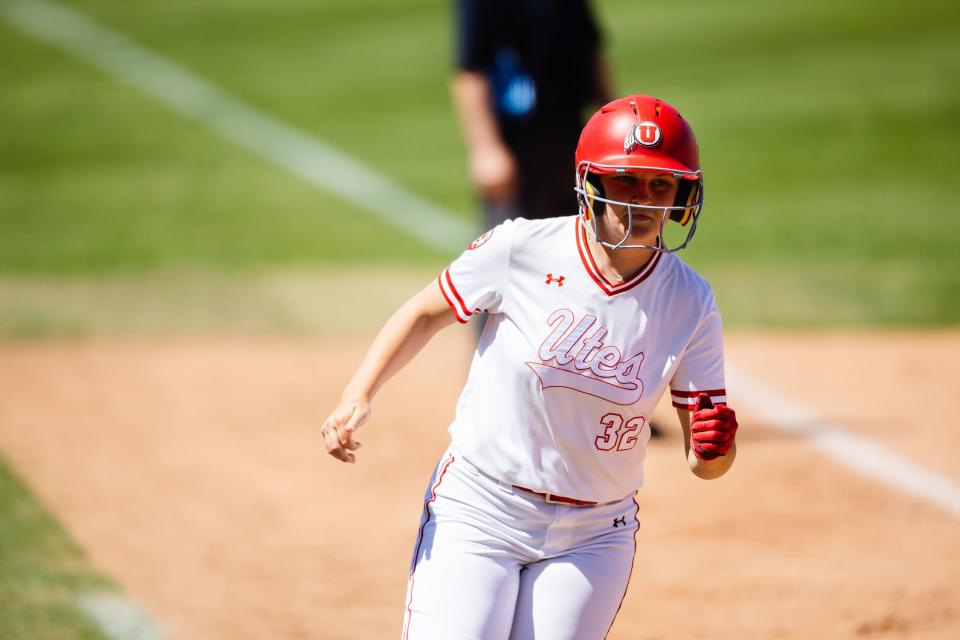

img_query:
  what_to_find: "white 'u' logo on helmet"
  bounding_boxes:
[623,121,662,153]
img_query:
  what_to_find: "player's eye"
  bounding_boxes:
[650,178,673,192]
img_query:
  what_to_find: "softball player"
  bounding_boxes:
[322,95,740,639]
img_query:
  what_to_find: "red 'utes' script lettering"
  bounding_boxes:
[525,309,644,405]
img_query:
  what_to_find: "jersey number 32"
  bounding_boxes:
[594,413,646,452]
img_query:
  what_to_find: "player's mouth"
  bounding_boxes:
[623,211,657,224]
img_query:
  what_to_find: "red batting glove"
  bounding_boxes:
[690,392,738,461]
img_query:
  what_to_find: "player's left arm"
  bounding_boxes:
[677,393,738,480]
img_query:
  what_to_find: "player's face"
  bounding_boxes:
[598,172,679,245]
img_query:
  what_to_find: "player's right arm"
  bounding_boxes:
[321,281,457,463]
[325,218,514,463]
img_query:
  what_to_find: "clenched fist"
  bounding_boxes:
[690,392,738,461]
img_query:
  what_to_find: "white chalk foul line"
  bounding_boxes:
[76,593,166,640]
[727,363,960,519]
[1,0,475,254]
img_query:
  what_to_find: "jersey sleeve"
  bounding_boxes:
[438,220,515,324]
[670,299,727,410]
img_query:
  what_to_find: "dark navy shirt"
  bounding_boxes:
[454,0,604,219]
[455,0,602,124]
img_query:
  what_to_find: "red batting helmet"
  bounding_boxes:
[574,95,703,252]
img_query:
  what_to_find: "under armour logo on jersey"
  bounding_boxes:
[613,516,627,528]
[545,273,565,286]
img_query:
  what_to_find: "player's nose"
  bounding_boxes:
[628,182,652,204]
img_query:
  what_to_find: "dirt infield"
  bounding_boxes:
[0,330,958,639]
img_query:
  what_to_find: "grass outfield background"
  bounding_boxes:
[0,0,958,332]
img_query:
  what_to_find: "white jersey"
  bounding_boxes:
[438,216,726,503]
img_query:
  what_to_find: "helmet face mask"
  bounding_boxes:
[574,96,704,253]
[575,162,703,252]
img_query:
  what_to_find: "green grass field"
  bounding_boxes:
[0,457,112,639]
[0,0,958,330]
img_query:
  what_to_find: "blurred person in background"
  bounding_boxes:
[451,0,612,226]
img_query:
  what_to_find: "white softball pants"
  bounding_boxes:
[401,446,639,640]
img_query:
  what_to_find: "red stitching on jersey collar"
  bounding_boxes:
[575,218,662,296]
